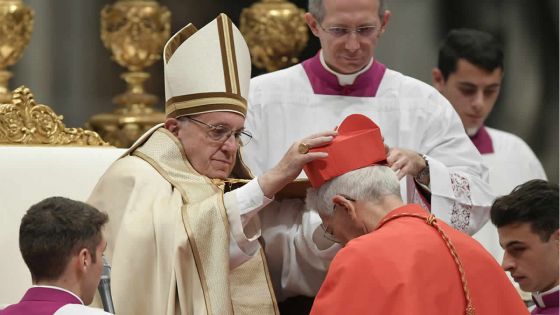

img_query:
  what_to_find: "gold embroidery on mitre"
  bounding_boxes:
[164,24,198,63]
[217,13,240,95]
[165,92,247,118]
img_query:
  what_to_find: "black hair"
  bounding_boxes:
[438,28,504,80]
[19,196,109,282]
[491,179,559,241]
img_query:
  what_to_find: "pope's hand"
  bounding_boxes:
[258,131,337,198]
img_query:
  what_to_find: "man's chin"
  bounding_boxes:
[331,59,368,74]
[465,126,481,136]
[338,63,366,74]
[207,168,234,180]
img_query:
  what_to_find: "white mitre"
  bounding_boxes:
[163,13,251,118]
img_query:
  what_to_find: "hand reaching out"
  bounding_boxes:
[258,130,337,198]
[386,146,427,180]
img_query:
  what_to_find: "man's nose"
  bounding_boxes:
[471,90,485,110]
[501,252,515,272]
[344,32,360,51]
[220,133,238,153]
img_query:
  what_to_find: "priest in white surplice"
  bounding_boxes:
[432,29,547,266]
[242,0,494,301]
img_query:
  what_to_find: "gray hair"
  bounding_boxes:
[308,0,387,22]
[305,165,401,217]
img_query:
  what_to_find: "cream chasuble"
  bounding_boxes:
[88,128,277,315]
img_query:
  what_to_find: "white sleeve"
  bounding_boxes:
[259,198,341,301]
[419,94,495,235]
[223,178,273,269]
[241,80,268,176]
[55,304,113,314]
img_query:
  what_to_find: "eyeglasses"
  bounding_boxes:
[318,24,378,38]
[320,220,340,243]
[181,116,253,146]
[320,196,356,244]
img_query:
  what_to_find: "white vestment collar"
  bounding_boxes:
[319,50,374,86]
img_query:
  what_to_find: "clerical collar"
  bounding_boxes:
[31,285,84,304]
[301,51,386,97]
[532,285,559,309]
[468,126,494,154]
[319,50,374,86]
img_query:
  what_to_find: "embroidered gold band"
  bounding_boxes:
[164,24,198,63]
[217,13,240,95]
[166,92,247,118]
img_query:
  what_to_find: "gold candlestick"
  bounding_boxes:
[88,0,170,147]
[0,0,33,103]
[240,0,308,72]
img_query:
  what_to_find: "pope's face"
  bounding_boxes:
[170,112,244,179]
[433,59,502,135]
[499,222,559,293]
[306,0,389,74]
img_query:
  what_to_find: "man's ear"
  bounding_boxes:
[77,248,90,272]
[305,13,320,37]
[432,68,445,91]
[378,10,391,36]
[332,195,357,219]
[164,118,180,136]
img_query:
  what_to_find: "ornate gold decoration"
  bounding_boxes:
[88,0,170,148]
[240,0,308,72]
[0,0,34,103]
[0,86,109,146]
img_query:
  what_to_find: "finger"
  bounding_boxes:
[390,161,400,172]
[391,157,409,173]
[305,135,335,148]
[399,164,412,177]
[391,166,403,180]
[305,130,338,139]
[301,151,328,163]
[386,151,399,165]
[384,143,390,155]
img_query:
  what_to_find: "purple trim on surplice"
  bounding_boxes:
[301,52,386,97]
[469,126,494,154]
[0,287,82,315]
[531,290,559,315]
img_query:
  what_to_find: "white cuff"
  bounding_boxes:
[236,177,274,226]
[224,178,272,269]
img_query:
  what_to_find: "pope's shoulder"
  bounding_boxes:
[95,154,168,188]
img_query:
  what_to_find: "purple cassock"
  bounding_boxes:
[301,52,386,97]
[531,288,559,315]
[0,287,82,315]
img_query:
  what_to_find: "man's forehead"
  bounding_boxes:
[193,112,245,125]
[498,222,538,244]
[322,0,381,20]
[452,59,503,78]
